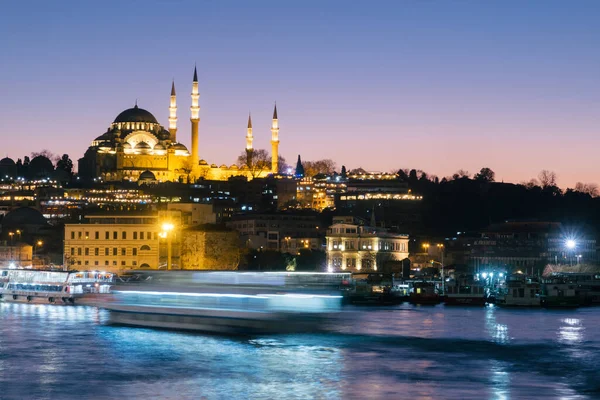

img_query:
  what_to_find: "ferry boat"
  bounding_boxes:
[540,276,580,308]
[409,281,442,305]
[99,271,348,334]
[496,276,541,307]
[0,269,114,305]
[444,276,489,306]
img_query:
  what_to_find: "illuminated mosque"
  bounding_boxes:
[78,67,279,183]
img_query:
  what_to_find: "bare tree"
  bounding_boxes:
[538,170,557,188]
[520,178,539,189]
[31,150,60,164]
[303,159,337,177]
[452,169,470,180]
[575,182,599,197]
[237,149,271,178]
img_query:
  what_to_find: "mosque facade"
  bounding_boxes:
[78,67,278,183]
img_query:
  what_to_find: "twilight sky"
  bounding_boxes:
[1,0,599,187]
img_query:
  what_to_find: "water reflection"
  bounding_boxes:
[1,304,599,399]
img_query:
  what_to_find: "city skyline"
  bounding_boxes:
[2,1,600,187]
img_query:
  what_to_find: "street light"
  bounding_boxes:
[565,239,576,266]
[34,240,43,268]
[8,232,14,245]
[160,222,175,270]
[422,243,430,253]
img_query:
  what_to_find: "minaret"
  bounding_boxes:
[168,80,177,142]
[246,113,254,166]
[190,66,200,170]
[270,103,279,174]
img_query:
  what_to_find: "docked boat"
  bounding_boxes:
[409,281,441,305]
[99,271,348,334]
[444,276,489,306]
[0,269,114,304]
[540,276,580,308]
[496,276,541,307]
[346,273,401,305]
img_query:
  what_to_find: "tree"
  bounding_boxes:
[538,170,557,189]
[474,167,495,182]
[341,165,347,180]
[303,159,336,177]
[31,150,59,164]
[452,169,470,180]
[574,182,599,197]
[277,155,289,175]
[237,149,271,178]
[56,154,74,178]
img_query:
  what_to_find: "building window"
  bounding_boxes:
[332,257,342,269]
[84,261,89,266]
[95,231,99,240]
[133,232,138,240]
[133,248,137,256]
[78,232,82,239]
[121,248,126,256]
[78,248,82,256]
[113,248,117,256]
[77,261,81,265]
[347,258,356,269]
[122,232,127,240]
[113,261,117,266]
[71,232,75,240]
[113,232,117,240]
[94,261,99,266]
[147,232,151,240]
[70,248,74,256]
[105,232,109,240]
[121,261,126,266]
[105,260,109,266]
[85,248,89,256]
[345,241,354,250]
[85,232,89,239]
[140,245,151,251]
[140,232,144,240]
[95,248,99,256]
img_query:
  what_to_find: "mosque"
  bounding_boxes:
[78,67,279,183]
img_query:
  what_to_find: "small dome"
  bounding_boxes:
[135,142,151,150]
[0,157,15,166]
[122,143,132,149]
[230,164,238,170]
[199,159,208,165]
[170,143,188,151]
[220,164,228,168]
[210,164,218,168]
[154,144,166,150]
[138,170,156,181]
[114,105,158,124]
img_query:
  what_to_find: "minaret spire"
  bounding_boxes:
[168,80,178,142]
[190,66,200,175]
[270,103,279,174]
[246,112,254,168]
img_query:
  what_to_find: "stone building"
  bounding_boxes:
[180,226,241,270]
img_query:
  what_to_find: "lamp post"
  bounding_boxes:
[34,240,43,268]
[16,230,21,242]
[161,223,174,270]
[8,232,14,245]
[437,243,445,294]
[565,239,576,266]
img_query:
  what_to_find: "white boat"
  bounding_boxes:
[100,271,347,334]
[496,276,541,307]
[0,269,114,305]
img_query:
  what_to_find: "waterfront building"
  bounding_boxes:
[326,216,409,272]
[63,212,164,272]
[0,242,32,268]
[445,221,597,274]
[227,212,321,252]
[180,226,241,270]
[78,67,279,183]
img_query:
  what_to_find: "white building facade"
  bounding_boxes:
[326,216,409,272]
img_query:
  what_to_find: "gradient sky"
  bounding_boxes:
[1,1,599,187]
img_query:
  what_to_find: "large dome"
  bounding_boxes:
[114,104,158,124]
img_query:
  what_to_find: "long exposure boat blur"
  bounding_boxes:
[0,269,114,304]
[100,271,350,334]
